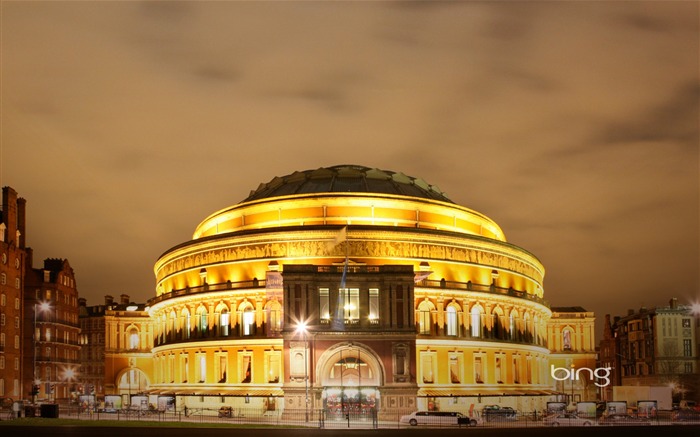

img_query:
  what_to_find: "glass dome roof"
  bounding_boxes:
[243,165,453,203]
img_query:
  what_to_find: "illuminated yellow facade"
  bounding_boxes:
[110,165,585,416]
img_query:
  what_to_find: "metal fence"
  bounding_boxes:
[9,406,700,428]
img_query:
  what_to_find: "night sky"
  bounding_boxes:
[1,1,698,339]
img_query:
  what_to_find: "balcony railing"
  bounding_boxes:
[416,278,548,307]
[149,278,267,306]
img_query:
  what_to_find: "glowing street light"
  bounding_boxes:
[295,322,309,422]
[33,301,51,403]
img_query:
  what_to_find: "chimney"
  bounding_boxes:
[669,298,678,309]
[78,298,87,308]
[120,294,130,305]
[104,295,114,305]
[17,197,26,248]
[2,187,18,243]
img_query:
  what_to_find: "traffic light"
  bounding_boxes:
[31,384,39,395]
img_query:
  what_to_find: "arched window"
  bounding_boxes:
[418,300,434,335]
[128,327,139,350]
[240,304,255,336]
[509,310,518,339]
[446,305,458,336]
[182,309,191,339]
[266,300,282,334]
[168,311,176,336]
[220,308,230,336]
[470,305,484,338]
[562,327,573,351]
[196,306,208,334]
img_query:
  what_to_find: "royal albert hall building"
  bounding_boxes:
[145,165,555,418]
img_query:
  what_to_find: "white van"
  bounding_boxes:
[400,410,478,427]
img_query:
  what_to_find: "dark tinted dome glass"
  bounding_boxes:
[243,165,452,203]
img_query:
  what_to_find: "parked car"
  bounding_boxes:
[599,414,651,426]
[400,411,478,427]
[543,412,595,427]
[672,408,700,423]
[482,405,517,421]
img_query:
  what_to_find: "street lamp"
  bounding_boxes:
[34,301,51,404]
[295,322,309,422]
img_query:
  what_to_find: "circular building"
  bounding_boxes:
[147,165,552,418]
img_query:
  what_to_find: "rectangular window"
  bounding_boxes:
[0,314,4,326]
[682,318,691,328]
[449,353,462,384]
[266,352,281,383]
[474,355,484,383]
[513,357,521,384]
[685,362,693,373]
[421,351,435,383]
[683,339,692,357]
[181,354,188,383]
[240,353,252,383]
[196,353,206,383]
[169,355,175,383]
[216,353,227,383]
[495,356,503,383]
[343,288,359,321]
[319,288,330,320]
[526,357,532,384]
[369,288,379,322]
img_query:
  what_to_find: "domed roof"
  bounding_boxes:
[243,165,453,203]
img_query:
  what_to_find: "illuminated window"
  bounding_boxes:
[216,353,228,383]
[183,309,191,339]
[242,306,255,336]
[196,353,206,383]
[220,309,230,336]
[418,300,433,335]
[266,352,280,383]
[168,311,176,336]
[196,307,208,334]
[180,354,188,383]
[319,288,330,321]
[470,305,484,338]
[495,355,503,383]
[369,288,379,321]
[474,355,484,383]
[562,328,572,351]
[421,351,436,384]
[449,353,462,384]
[446,305,458,336]
[240,353,252,383]
[128,328,139,350]
[343,288,359,320]
[266,300,282,334]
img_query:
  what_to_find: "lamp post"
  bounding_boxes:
[34,301,51,404]
[296,322,309,422]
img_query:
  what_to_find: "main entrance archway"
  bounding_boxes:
[317,343,383,419]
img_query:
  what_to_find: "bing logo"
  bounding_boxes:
[550,365,612,387]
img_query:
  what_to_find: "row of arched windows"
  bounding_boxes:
[415,299,547,346]
[154,299,283,345]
